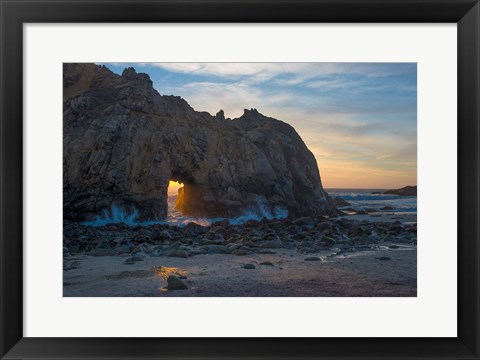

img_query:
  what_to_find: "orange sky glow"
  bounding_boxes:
[168,181,184,196]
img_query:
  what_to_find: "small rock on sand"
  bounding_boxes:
[304,257,322,261]
[167,275,188,290]
[376,256,391,261]
[232,249,249,256]
[257,250,276,254]
[243,264,256,269]
[166,249,188,258]
[124,256,144,264]
[259,261,273,266]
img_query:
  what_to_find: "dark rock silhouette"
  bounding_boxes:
[384,186,417,196]
[63,63,337,221]
[333,196,351,207]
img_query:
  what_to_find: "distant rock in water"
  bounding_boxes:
[63,63,337,221]
[384,186,417,196]
[333,196,351,207]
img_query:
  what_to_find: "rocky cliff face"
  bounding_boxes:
[63,63,336,221]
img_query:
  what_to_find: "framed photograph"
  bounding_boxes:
[1,0,479,359]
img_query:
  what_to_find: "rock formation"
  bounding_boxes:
[384,186,417,196]
[333,196,351,207]
[63,63,336,221]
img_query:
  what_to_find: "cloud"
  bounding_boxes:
[142,62,416,86]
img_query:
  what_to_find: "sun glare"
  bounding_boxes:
[168,180,184,196]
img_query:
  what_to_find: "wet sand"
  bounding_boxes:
[64,244,416,297]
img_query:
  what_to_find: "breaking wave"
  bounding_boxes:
[83,204,139,227]
[82,196,288,227]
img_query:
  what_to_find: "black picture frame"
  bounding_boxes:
[1,0,479,359]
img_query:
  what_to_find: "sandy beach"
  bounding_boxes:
[63,213,417,297]
[64,245,416,297]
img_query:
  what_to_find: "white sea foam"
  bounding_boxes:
[83,204,139,227]
[82,195,288,227]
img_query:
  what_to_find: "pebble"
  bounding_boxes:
[204,244,228,254]
[188,249,206,256]
[292,217,315,228]
[202,238,225,245]
[232,249,249,256]
[304,257,322,261]
[132,243,152,254]
[257,238,283,249]
[123,255,144,264]
[259,261,273,266]
[166,249,188,258]
[90,248,110,256]
[243,264,256,269]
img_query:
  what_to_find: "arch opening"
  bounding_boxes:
[166,173,208,218]
[167,180,184,218]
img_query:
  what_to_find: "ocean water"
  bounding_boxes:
[326,188,417,214]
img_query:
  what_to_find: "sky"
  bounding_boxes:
[102,62,417,189]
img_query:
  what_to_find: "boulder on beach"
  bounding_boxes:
[166,275,188,290]
[63,63,337,221]
[384,186,417,196]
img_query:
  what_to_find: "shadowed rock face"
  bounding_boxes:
[63,63,336,221]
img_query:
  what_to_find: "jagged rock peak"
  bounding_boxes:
[216,109,225,120]
[243,108,260,116]
[121,67,153,85]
